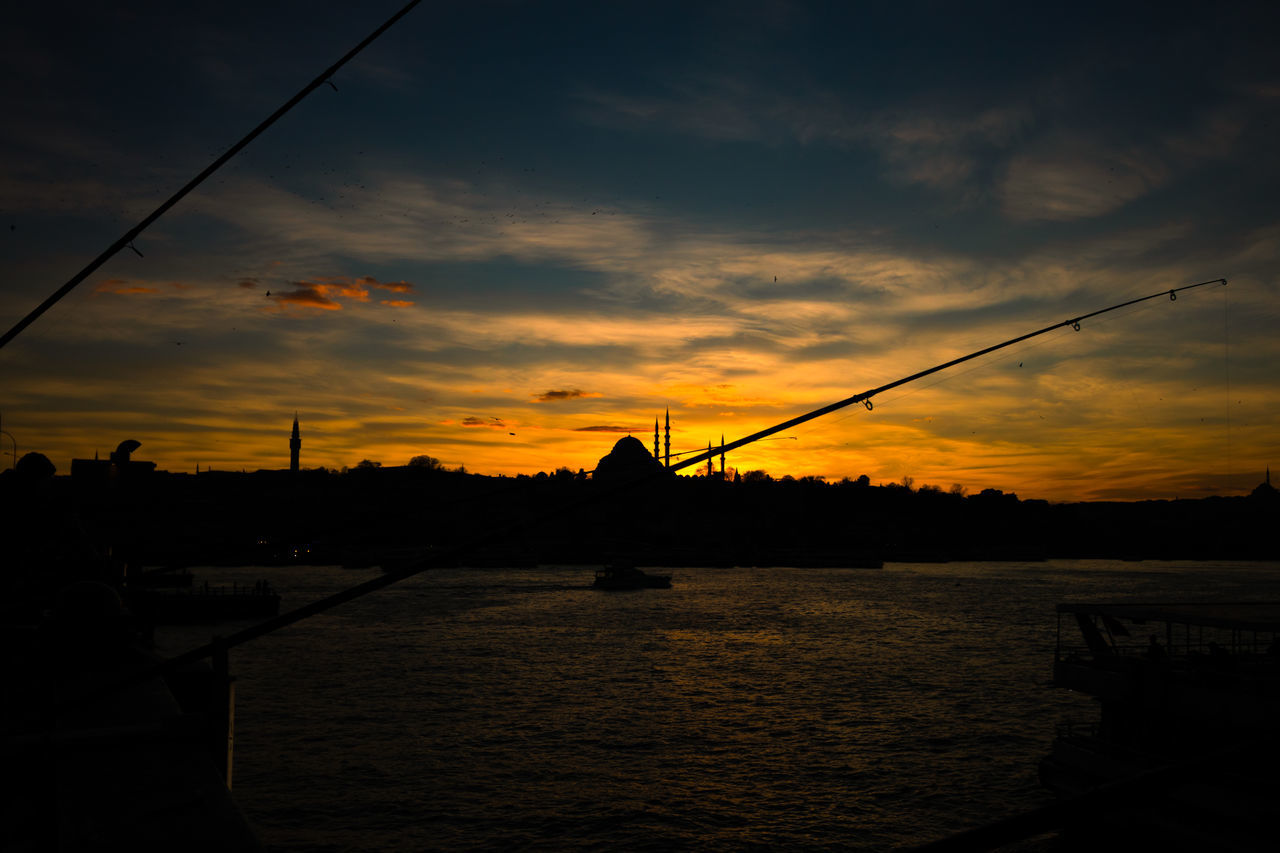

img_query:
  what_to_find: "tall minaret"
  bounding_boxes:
[654,417,660,461]
[289,412,301,473]
[720,434,726,476]
[707,441,713,477]
[664,408,671,468]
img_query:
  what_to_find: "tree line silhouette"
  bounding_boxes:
[2,448,1275,613]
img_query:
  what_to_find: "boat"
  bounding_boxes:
[592,564,672,590]
[1038,601,1280,850]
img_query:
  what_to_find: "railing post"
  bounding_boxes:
[211,636,236,789]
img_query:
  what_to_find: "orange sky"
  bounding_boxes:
[2,4,1278,502]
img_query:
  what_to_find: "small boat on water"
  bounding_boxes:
[1039,601,1280,850]
[592,564,672,590]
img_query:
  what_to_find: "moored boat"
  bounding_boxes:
[1039,601,1280,849]
[592,564,672,590]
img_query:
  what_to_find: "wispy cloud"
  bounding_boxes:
[574,424,642,433]
[535,389,601,402]
[1000,143,1168,222]
[94,279,159,295]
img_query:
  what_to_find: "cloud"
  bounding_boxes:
[94,279,158,295]
[1000,146,1167,222]
[271,283,344,310]
[577,77,1029,195]
[866,107,1030,192]
[462,416,506,428]
[535,389,601,402]
[366,278,414,294]
[237,279,258,289]
[574,424,642,433]
[267,276,416,311]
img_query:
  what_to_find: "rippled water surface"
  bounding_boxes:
[157,560,1280,851]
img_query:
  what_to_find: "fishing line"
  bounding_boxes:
[0,0,425,350]
[863,289,1204,427]
[742,283,1227,476]
[788,313,1099,445]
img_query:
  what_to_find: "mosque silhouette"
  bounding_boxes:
[592,409,727,483]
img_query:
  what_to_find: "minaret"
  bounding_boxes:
[720,434,726,476]
[654,417,660,461]
[289,412,301,473]
[664,408,671,468]
[707,441,713,477]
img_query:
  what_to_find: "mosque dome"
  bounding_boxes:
[1251,468,1278,501]
[594,435,664,483]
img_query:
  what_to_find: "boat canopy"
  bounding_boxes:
[1056,602,1280,634]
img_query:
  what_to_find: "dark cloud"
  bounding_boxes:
[237,279,258,289]
[535,388,601,402]
[574,425,641,433]
[462,416,506,428]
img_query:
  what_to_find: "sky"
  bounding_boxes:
[2,1,1278,502]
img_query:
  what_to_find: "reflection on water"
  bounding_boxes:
[157,560,1280,851]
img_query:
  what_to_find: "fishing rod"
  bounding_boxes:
[51,277,1226,712]
[664,435,797,462]
[0,0,424,351]
[664,278,1227,476]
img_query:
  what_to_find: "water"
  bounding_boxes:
[157,560,1280,851]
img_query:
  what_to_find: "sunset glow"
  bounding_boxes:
[2,3,1277,502]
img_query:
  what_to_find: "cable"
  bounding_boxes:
[0,0,425,350]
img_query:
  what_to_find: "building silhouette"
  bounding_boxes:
[593,435,665,483]
[70,439,156,483]
[1252,467,1278,500]
[290,414,301,473]
[664,408,671,467]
